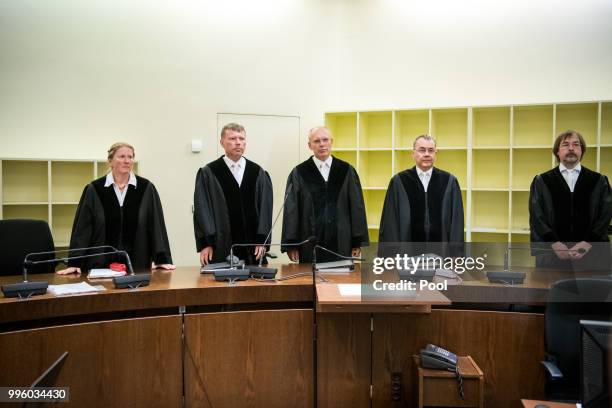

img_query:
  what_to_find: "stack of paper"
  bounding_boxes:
[88,268,126,278]
[48,282,101,296]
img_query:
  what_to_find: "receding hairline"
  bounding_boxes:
[413,134,437,149]
[308,126,333,142]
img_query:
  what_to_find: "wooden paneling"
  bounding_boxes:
[184,309,313,408]
[372,309,546,408]
[0,315,182,407]
[317,313,371,408]
[0,264,558,407]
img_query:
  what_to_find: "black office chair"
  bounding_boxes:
[0,219,56,276]
[542,278,612,402]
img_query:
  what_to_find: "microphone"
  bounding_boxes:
[230,237,316,279]
[0,246,149,298]
[312,244,365,272]
[220,181,299,281]
[204,182,297,283]
[258,181,293,257]
[1,245,116,298]
[486,244,588,284]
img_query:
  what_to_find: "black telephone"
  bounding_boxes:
[420,344,458,371]
[420,344,464,399]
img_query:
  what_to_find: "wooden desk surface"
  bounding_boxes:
[0,263,316,324]
[413,355,483,378]
[316,283,450,313]
[0,262,601,324]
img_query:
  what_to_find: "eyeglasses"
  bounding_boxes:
[559,142,581,149]
[415,148,436,154]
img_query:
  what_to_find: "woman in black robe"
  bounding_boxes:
[57,142,174,274]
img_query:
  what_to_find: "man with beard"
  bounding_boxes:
[529,130,612,269]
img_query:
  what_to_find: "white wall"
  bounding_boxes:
[329,0,612,110]
[1,0,611,265]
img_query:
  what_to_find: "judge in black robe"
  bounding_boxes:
[378,135,464,255]
[193,123,273,265]
[59,143,173,274]
[529,130,612,269]
[281,127,369,263]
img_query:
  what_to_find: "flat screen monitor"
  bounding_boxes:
[24,351,68,408]
[580,320,611,408]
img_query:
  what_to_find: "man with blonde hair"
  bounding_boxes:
[281,126,369,263]
[379,134,464,244]
[193,123,273,265]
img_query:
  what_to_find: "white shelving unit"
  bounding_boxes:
[0,159,138,247]
[327,101,612,253]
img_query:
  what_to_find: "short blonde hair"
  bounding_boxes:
[107,142,135,161]
[220,123,246,139]
[308,126,333,141]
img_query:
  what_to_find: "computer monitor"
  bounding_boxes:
[580,320,611,408]
[24,351,68,408]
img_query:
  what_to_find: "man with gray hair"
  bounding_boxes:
[379,134,464,244]
[281,126,369,263]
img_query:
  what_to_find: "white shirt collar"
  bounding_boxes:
[104,172,137,188]
[223,155,246,168]
[416,167,433,177]
[559,162,581,173]
[312,155,333,168]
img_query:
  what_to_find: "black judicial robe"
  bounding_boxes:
[193,157,273,264]
[529,166,612,268]
[379,167,464,246]
[281,156,369,263]
[69,176,172,272]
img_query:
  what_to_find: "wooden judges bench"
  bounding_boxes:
[1,264,583,408]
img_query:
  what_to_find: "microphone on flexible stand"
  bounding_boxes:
[201,181,296,283]
[0,245,149,298]
[486,244,587,284]
[225,180,298,280]
[312,245,366,272]
[230,237,317,279]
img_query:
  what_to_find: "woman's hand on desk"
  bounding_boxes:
[153,263,176,270]
[56,267,82,275]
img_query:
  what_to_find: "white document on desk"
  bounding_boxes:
[337,283,361,297]
[318,267,352,273]
[88,268,126,278]
[48,282,101,296]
